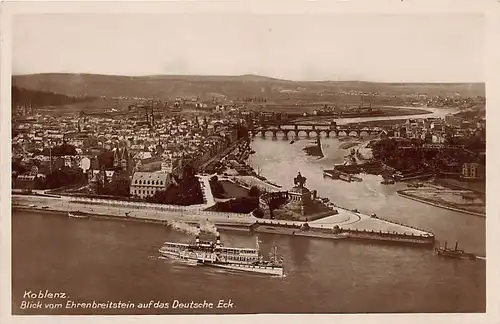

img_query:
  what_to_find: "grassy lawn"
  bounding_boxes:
[219,180,250,198]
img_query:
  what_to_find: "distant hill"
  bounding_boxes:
[12,73,485,102]
[12,85,97,108]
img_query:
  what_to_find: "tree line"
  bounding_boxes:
[12,86,96,108]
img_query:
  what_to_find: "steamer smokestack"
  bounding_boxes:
[216,232,221,246]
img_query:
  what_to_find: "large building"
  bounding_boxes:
[130,171,171,199]
[461,162,485,181]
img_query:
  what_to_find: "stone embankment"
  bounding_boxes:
[12,190,435,247]
[250,214,434,246]
[12,194,256,227]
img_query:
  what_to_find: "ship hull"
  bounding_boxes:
[436,251,476,260]
[68,212,89,219]
[207,262,283,276]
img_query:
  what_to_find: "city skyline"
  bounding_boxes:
[13,13,484,83]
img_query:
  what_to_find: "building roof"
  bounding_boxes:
[131,171,169,184]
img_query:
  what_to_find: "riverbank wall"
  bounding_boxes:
[250,220,434,247]
[12,194,257,227]
[14,206,255,232]
[397,190,485,217]
[13,193,436,247]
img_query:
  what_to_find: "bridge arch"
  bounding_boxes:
[264,130,275,137]
[255,125,382,139]
[319,130,329,138]
[297,130,309,137]
[360,131,370,137]
[275,130,286,136]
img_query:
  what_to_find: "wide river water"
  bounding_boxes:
[12,110,485,314]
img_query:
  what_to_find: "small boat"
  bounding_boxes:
[323,169,339,179]
[381,178,395,185]
[350,175,363,182]
[338,173,352,182]
[289,140,295,144]
[435,241,476,260]
[68,211,89,219]
[334,164,361,174]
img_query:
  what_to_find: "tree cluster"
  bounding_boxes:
[98,151,115,169]
[214,197,259,214]
[209,175,226,198]
[252,208,265,218]
[146,164,204,206]
[371,137,484,173]
[248,186,260,198]
[12,160,28,174]
[12,86,96,108]
[99,175,130,197]
[43,167,86,189]
[266,195,289,219]
[41,143,77,156]
[235,124,250,140]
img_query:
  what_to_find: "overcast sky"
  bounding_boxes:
[12,13,485,82]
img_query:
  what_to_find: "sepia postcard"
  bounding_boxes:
[1,0,499,323]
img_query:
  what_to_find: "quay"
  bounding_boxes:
[12,190,435,247]
[250,205,434,246]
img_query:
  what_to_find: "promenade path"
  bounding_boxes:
[232,176,282,192]
[12,195,257,226]
[330,208,430,236]
[256,207,430,236]
[197,175,216,208]
[12,194,431,237]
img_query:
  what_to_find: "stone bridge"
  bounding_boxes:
[251,124,383,139]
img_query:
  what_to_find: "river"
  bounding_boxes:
[11,116,485,314]
[314,106,458,125]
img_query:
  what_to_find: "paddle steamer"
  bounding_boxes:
[159,233,284,276]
